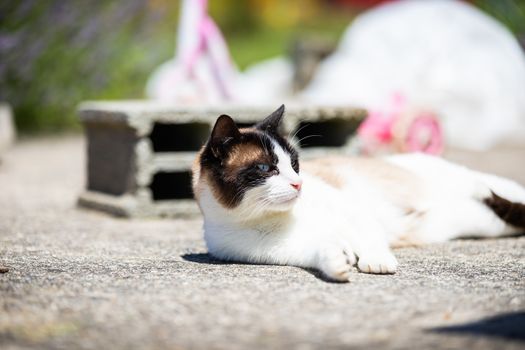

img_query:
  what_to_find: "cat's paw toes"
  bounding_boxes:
[319,246,356,282]
[357,252,398,274]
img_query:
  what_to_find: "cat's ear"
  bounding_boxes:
[210,115,240,157]
[255,104,285,135]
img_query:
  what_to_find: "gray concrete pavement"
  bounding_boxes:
[0,136,524,349]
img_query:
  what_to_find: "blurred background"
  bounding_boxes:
[1,0,524,134]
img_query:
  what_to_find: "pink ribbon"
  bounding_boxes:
[358,93,444,154]
[178,0,236,100]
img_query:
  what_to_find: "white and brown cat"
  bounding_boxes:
[192,105,525,282]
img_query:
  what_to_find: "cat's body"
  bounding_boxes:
[192,105,525,281]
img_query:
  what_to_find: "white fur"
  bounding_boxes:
[197,145,525,282]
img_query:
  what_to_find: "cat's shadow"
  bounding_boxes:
[181,253,347,283]
[182,253,238,265]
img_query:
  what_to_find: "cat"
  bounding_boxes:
[192,105,525,281]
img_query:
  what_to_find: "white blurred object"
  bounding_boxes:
[146,0,238,103]
[0,103,16,159]
[302,0,525,150]
[235,57,294,104]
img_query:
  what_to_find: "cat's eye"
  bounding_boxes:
[256,163,271,172]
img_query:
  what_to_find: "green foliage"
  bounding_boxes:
[476,0,525,34]
[0,0,179,133]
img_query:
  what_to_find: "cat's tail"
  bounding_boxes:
[476,172,525,230]
[484,191,525,229]
[386,153,524,238]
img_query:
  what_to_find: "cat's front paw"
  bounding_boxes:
[357,251,398,274]
[318,244,356,282]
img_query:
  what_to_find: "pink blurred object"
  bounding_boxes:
[358,94,444,155]
[182,0,235,99]
[146,0,237,102]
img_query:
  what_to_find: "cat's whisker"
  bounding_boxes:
[289,139,300,150]
[297,134,322,143]
[289,123,310,142]
[294,134,323,148]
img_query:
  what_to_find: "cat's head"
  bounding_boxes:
[196,105,302,219]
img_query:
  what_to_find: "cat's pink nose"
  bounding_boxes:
[290,181,302,191]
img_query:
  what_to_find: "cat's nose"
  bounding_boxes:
[290,180,302,191]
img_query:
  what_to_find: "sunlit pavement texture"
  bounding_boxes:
[1,136,524,350]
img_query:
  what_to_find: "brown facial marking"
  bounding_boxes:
[209,140,273,208]
[226,142,268,170]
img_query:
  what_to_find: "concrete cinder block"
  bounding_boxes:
[0,103,16,161]
[77,100,366,218]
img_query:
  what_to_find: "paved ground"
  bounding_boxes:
[0,136,524,350]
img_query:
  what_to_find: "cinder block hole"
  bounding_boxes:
[295,119,359,148]
[149,171,193,200]
[150,122,210,152]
